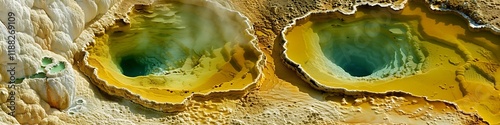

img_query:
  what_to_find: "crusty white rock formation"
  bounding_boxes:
[28,57,75,110]
[0,0,116,124]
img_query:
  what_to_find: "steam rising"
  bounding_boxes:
[108,2,251,76]
[313,18,425,80]
[83,0,262,106]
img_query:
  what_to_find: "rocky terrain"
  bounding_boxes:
[0,0,499,124]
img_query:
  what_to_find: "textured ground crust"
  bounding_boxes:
[0,0,498,124]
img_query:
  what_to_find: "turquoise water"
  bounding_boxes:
[312,18,424,77]
[41,57,53,66]
[119,55,162,77]
[49,62,66,74]
[109,3,246,77]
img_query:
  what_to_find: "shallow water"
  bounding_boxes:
[108,3,243,77]
[41,57,53,66]
[29,72,47,78]
[312,18,424,79]
[49,62,66,74]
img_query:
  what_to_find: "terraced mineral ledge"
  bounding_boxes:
[282,1,500,123]
[23,57,74,110]
[81,0,263,112]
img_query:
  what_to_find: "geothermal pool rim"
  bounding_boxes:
[279,1,500,123]
[279,0,500,100]
[280,0,411,91]
[78,0,265,112]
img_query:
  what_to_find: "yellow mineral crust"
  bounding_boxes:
[1,0,497,124]
[79,0,264,112]
[282,0,500,123]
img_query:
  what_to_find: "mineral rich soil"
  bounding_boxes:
[0,0,499,124]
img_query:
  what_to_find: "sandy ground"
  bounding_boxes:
[1,0,499,124]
